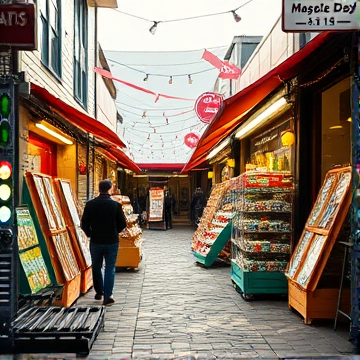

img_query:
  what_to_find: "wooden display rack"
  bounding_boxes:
[54,179,93,294]
[116,238,142,268]
[23,173,81,307]
[286,166,352,324]
[113,195,143,269]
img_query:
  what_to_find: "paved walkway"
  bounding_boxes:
[72,226,358,359]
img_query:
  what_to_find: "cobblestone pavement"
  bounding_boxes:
[12,226,360,359]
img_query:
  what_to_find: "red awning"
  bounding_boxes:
[101,146,142,174]
[182,31,339,173]
[30,83,125,149]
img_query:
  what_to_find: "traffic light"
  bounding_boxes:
[0,82,14,236]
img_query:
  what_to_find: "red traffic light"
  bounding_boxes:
[0,161,12,180]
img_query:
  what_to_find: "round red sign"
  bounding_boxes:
[184,133,200,148]
[195,92,223,124]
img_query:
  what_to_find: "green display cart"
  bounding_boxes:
[231,261,287,300]
[193,221,232,267]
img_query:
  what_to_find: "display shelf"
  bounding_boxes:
[231,172,293,298]
[16,207,52,295]
[191,180,234,267]
[54,178,92,294]
[285,166,352,324]
[23,172,81,307]
[113,195,143,269]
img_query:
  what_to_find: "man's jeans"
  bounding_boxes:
[90,242,119,299]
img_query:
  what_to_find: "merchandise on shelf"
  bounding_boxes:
[191,180,235,266]
[113,195,143,268]
[231,171,293,298]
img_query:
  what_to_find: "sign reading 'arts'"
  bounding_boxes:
[0,3,36,50]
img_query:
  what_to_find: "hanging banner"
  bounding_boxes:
[195,92,223,124]
[202,49,241,80]
[94,67,195,103]
[148,188,164,222]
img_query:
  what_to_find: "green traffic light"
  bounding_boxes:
[0,94,10,118]
[0,119,10,147]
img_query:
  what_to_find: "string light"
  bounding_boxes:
[188,75,193,84]
[143,74,148,81]
[149,21,159,35]
[169,76,173,85]
[232,10,241,22]
[112,1,253,34]
[142,111,146,118]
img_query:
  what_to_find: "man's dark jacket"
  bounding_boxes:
[81,194,127,244]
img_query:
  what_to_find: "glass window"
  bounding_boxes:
[321,77,351,181]
[74,0,88,107]
[38,0,61,78]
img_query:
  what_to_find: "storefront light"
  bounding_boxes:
[35,122,73,145]
[206,139,230,160]
[235,97,287,139]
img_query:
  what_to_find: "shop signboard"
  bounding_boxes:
[0,2,37,50]
[282,0,360,32]
[148,188,164,222]
[195,92,223,124]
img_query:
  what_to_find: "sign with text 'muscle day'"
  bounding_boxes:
[0,2,37,50]
[282,0,360,32]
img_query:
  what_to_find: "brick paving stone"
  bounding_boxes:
[54,227,359,359]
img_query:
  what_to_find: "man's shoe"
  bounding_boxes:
[94,293,103,300]
[103,297,115,306]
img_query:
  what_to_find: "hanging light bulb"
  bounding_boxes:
[149,21,159,35]
[188,75,193,84]
[143,74,148,81]
[166,118,169,125]
[232,10,241,22]
[169,76,173,85]
[142,111,146,118]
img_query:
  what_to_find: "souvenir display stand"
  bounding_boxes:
[54,178,92,294]
[23,172,81,307]
[113,195,143,268]
[148,188,166,230]
[16,207,52,296]
[231,172,293,299]
[285,166,352,324]
[191,180,234,267]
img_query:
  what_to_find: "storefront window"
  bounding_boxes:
[321,77,351,181]
[249,120,293,173]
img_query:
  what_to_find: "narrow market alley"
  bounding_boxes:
[71,226,359,360]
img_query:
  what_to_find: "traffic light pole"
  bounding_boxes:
[0,48,19,353]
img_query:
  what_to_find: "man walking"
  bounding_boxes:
[81,179,127,306]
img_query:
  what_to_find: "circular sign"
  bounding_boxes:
[184,133,200,148]
[195,92,223,124]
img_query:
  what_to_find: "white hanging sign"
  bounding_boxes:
[282,0,360,32]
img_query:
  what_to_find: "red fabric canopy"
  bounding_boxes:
[30,83,125,149]
[101,146,142,174]
[182,31,338,173]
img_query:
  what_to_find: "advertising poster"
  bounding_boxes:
[148,188,164,222]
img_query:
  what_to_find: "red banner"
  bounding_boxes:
[202,50,241,80]
[94,67,194,103]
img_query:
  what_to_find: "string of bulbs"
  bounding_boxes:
[111,0,253,35]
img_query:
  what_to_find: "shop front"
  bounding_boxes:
[186,30,359,339]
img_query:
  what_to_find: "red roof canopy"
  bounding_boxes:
[30,83,125,149]
[182,31,338,173]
